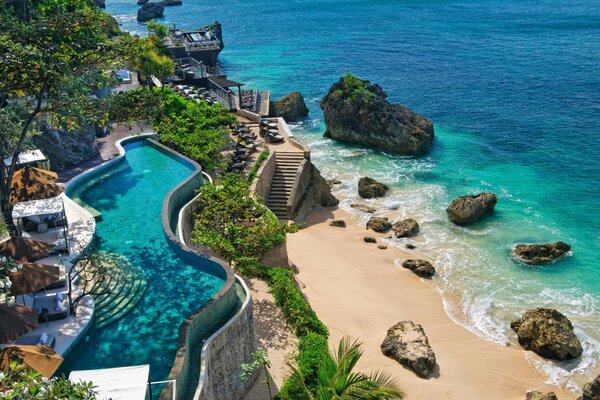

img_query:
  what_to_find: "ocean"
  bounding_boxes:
[106,0,600,393]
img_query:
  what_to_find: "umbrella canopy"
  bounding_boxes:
[0,237,55,263]
[0,345,63,378]
[0,303,38,343]
[8,263,61,296]
[10,166,63,204]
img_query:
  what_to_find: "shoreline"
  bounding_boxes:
[286,205,575,399]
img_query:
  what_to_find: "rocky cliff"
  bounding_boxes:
[34,121,100,169]
[321,74,434,155]
[269,92,309,122]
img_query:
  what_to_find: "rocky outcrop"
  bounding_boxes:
[137,0,149,4]
[378,244,388,250]
[526,391,559,400]
[446,193,497,225]
[321,74,434,155]
[329,219,346,228]
[93,0,106,8]
[311,164,339,207]
[364,236,377,243]
[137,2,164,21]
[328,179,342,186]
[402,259,435,278]
[161,0,182,6]
[381,321,436,378]
[358,177,388,199]
[34,121,99,169]
[510,308,582,360]
[579,375,600,400]
[393,218,420,238]
[366,217,392,233]
[269,92,309,122]
[406,243,417,250]
[514,242,571,265]
[351,203,376,213]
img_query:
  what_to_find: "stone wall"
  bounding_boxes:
[252,152,277,203]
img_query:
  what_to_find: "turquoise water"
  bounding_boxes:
[107,0,600,393]
[63,139,225,384]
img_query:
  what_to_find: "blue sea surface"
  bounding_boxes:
[62,140,225,384]
[107,0,600,392]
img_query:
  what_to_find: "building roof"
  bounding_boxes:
[69,365,150,400]
[12,197,64,219]
[3,150,47,167]
[209,75,244,89]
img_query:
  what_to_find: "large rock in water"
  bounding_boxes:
[137,2,164,21]
[526,391,559,400]
[358,177,388,199]
[579,375,600,400]
[34,121,99,169]
[381,321,436,378]
[366,217,392,233]
[510,308,582,361]
[402,259,435,278]
[514,241,571,265]
[321,74,434,155]
[446,192,497,225]
[393,218,420,238]
[269,92,309,122]
[93,0,106,8]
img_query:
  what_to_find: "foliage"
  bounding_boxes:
[341,73,377,104]
[0,361,96,399]
[240,350,273,400]
[246,149,270,184]
[135,47,174,88]
[146,19,169,53]
[153,89,235,171]
[107,88,162,128]
[192,174,288,263]
[0,256,24,300]
[289,337,405,400]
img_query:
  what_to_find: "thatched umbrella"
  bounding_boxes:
[0,345,63,378]
[0,237,55,263]
[8,262,61,296]
[0,303,38,343]
[10,166,63,204]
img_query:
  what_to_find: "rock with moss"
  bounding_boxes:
[381,321,436,378]
[358,177,389,199]
[270,92,309,122]
[402,259,435,278]
[321,74,434,155]
[366,217,392,233]
[511,308,582,361]
[446,192,497,225]
[526,391,558,400]
[393,218,420,238]
[514,241,571,265]
[579,375,600,400]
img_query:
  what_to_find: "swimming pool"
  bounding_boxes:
[62,137,227,384]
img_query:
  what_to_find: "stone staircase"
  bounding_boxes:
[77,251,147,329]
[267,151,305,220]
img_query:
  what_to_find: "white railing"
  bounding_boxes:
[149,379,177,400]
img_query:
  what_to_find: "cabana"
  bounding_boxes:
[12,197,69,253]
[70,365,153,400]
[3,149,50,172]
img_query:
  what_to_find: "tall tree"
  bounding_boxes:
[0,0,136,234]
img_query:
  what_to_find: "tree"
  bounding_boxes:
[146,19,169,53]
[135,49,175,89]
[289,337,405,400]
[0,360,96,399]
[0,0,137,234]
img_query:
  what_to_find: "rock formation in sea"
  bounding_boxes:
[93,0,106,8]
[350,203,377,213]
[578,375,600,400]
[34,121,100,169]
[269,92,309,122]
[366,217,392,233]
[381,321,436,378]
[511,308,582,360]
[161,0,183,6]
[514,241,571,264]
[329,219,346,228]
[393,218,420,238]
[446,192,497,225]
[526,391,559,400]
[137,2,164,22]
[137,0,149,4]
[320,74,434,155]
[358,177,389,199]
[402,259,435,278]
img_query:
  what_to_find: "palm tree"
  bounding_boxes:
[289,336,405,400]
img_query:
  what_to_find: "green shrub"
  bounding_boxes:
[247,149,270,184]
[340,73,377,104]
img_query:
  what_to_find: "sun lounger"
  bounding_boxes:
[33,292,69,322]
[14,333,56,348]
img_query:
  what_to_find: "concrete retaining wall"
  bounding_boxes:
[252,152,277,204]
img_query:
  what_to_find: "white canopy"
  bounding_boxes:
[3,149,47,167]
[69,365,150,400]
[12,197,64,219]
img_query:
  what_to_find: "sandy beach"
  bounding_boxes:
[286,206,574,400]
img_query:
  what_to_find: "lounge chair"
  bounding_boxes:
[33,292,69,322]
[14,333,56,348]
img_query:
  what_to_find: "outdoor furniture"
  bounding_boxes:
[10,166,63,204]
[13,333,56,349]
[12,197,69,248]
[8,262,61,296]
[0,345,63,378]
[0,304,39,343]
[33,293,68,322]
[0,237,55,263]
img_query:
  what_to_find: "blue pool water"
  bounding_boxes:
[63,139,225,383]
[106,0,600,392]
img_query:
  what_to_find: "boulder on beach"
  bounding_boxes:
[269,92,309,122]
[514,241,571,265]
[358,177,389,199]
[393,218,420,238]
[378,244,388,250]
[578,375,600,400]
[381,321,436,378]
[364,236,377,243]
[526,391,559,400]
[402,259,435,278]
[510,308,582,361]
[137,2,164,22]
[329,219,346,228]
[406,243,417,250]
[366,217,392,233]
[328,178,342,187]
[321,74,434,155]
[446,192,497,225]
[311,165,339,207]
[350,203,377,213]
